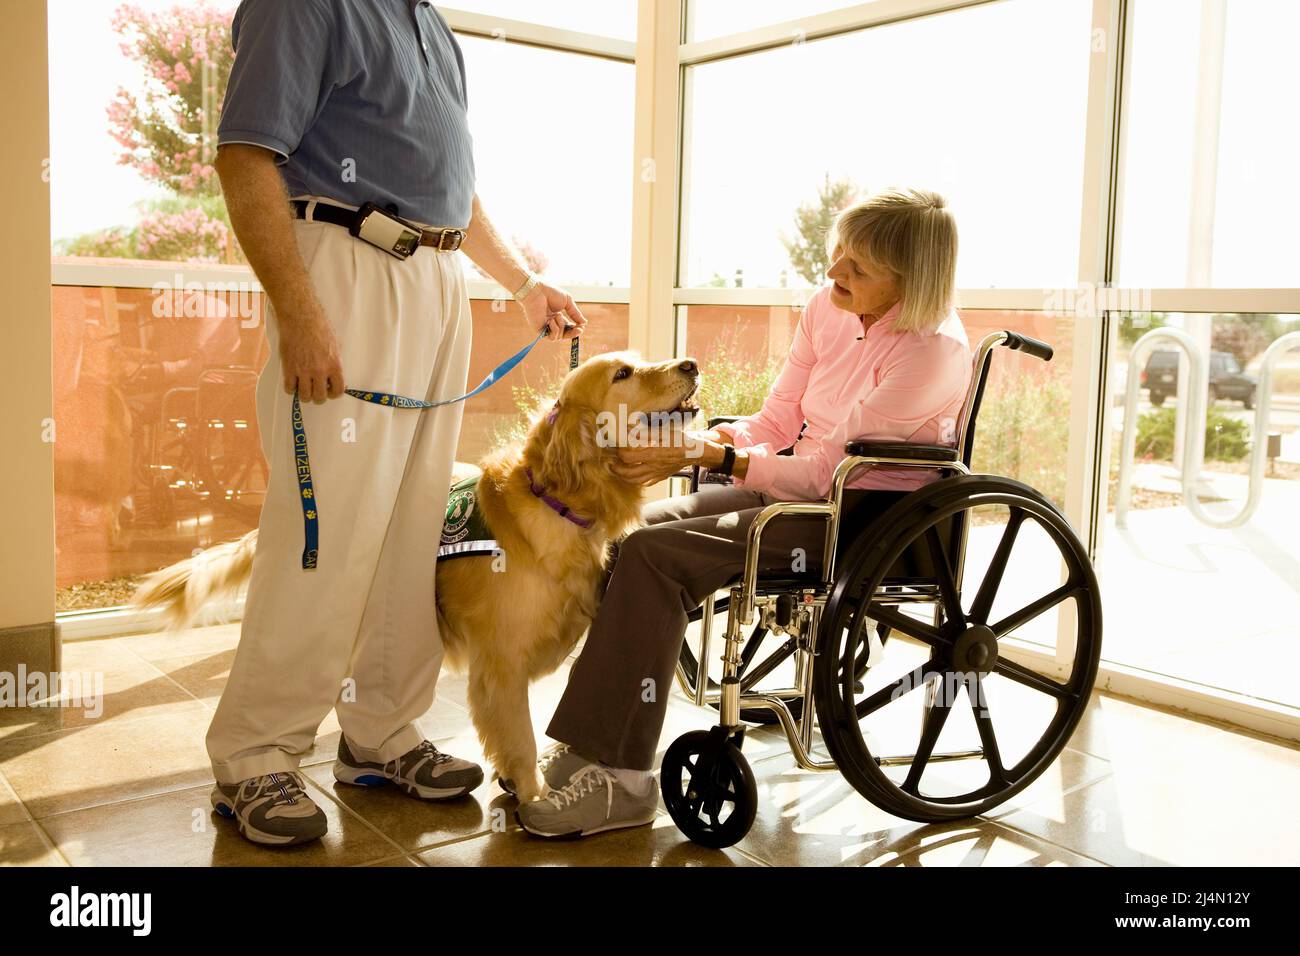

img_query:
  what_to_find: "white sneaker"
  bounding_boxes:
[498,742,587,797]
[516,761,659,838]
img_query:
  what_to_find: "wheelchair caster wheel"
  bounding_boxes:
[661,730,757,849]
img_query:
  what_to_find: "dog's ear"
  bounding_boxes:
[539,402,596,495]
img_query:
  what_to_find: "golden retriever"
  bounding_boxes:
[134,351,701,801]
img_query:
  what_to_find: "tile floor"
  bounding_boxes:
[2,623,1298,867]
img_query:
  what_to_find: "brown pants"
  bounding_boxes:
[546,484,908,770]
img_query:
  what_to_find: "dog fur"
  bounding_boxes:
[133,351,700,801]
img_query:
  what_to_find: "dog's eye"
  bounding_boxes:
[612,367,632,382]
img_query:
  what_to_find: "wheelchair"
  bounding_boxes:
[663,331,1102,848]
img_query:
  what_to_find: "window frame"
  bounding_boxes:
[50,1,1300,740]
[658,0,1300,740]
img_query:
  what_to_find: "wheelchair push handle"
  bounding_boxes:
[1002,331,1054,362]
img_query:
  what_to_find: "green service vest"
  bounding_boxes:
[438,475,499,562]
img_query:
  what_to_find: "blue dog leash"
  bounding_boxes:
[294,330,580,570]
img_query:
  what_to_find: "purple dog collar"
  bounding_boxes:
[525,467,594,529]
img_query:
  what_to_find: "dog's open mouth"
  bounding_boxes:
[667,384,701,416]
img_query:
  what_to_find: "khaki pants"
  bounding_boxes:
[546,484,909,770]
[207,216,471,784]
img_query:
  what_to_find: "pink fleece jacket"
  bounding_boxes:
[718,287,972,501]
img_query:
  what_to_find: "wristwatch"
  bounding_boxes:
[513,271,540,303]
[710,444,737,479]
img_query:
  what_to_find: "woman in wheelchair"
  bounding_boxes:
[517,187,973,839]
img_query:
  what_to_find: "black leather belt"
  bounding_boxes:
[290,200,466,253]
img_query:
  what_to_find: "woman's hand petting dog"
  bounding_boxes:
[612,426,718,486]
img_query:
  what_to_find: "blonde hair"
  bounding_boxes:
[830,187,958,333]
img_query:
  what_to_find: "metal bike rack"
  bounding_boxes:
[1116,328,1300,530]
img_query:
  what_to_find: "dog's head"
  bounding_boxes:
[530,351,700,496]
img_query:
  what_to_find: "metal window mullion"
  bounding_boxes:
[49,263,635,305]
[678,0,997,66]
[628,0,683,362]
[52,261,260,290]
[440,8,636,62]
[1059,0,1128,671]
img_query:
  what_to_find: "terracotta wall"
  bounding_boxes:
[50,283,630,594]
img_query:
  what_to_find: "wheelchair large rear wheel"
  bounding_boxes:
[814,475,1102,823]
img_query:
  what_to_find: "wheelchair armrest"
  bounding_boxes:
[843,440,960,464]
[677,464,734,488]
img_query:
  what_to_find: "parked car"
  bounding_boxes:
[1141,349,1258,408]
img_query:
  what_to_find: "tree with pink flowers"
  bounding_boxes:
[62,2,241,262]
[108,1,234,198]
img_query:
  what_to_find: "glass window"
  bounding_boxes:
[1117,0,1300,287]
[51,290,625,613]
[680,305,1080,659]
[680,304,799,424]
[960,312,1076,514]
[48,5,634,611]
[1104,312,1300,707]
[454,0,636,39]
[53,282,268,612]
[459,301,630,464]
[49,0,238,264]
[681,0,1093,290]
[459,36,635,287]
[683,303,1077,511]
[687,0,861,42]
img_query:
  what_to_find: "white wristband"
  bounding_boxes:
[513,272,539,303]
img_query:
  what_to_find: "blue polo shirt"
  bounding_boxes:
[218,0,475,228]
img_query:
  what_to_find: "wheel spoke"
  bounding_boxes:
[685,781,707,818]
[992,657,1076,701]
[965,673,1007,786]
[703,798,719,825]
[867,603,946,648]
[969,509,1025,624]
[990,582,1079,639]
[901,677,955,795]
[855,659,945,718]
[925,526,965,626]
[739,638,798,693]
[845,625,885,680]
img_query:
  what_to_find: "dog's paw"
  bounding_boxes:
[511,768,549,803]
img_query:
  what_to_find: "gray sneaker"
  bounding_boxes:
[333,737,483,800]
[516,762,659,838]
[498,742,588,797]
[211,771,328,847]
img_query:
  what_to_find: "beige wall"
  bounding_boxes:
[0,0,54,632]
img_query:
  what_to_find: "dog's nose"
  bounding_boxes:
[678,359,698,375]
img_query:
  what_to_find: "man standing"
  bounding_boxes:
[207,0,585,846]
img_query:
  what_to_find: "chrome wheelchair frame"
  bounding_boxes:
[662,331,1103,847]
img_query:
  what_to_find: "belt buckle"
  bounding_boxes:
[437,229,463,253]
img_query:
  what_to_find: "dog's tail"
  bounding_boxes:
[132,531,259,629]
